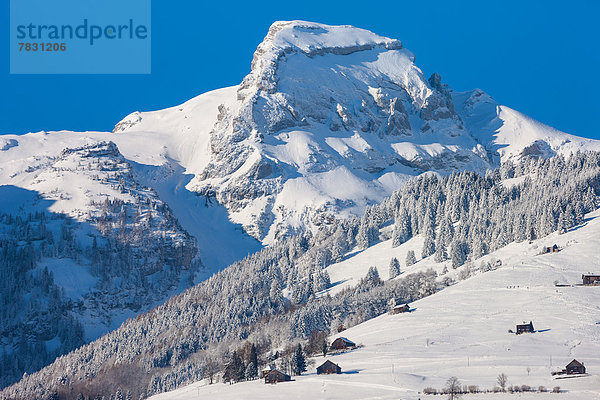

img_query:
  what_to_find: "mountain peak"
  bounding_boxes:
[243,21,404,101]
[256,21,402,60]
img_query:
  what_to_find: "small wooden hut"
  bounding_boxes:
[542,244,559,254]
[565,359,586,375]
[264,369,291,384]
[316,360,342,375]
[516,321,534,334]
[582,274,600,285]
[390,303,410,314]
[330,337,356,350]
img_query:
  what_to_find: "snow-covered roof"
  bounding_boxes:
[337,337,355,345]
[317,359,339,367]
[566,359,584,367]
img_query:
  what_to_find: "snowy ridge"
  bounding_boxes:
[496,106,600,159]
[453,89,600,161]
[0,128,260,269]
[256,20,402,57]
[113,86,240,175]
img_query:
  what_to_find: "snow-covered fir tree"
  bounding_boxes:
[406,250,417,267]
[392,208,411,247]
[388,257,401,279]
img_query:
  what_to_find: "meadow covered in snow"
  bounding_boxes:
[152,209,600,400]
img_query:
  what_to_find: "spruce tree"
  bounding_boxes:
[247,344,258,380]
[245,362,258,381]
[434,241,447,262]
[392,208,411,247]
[234,351,245,382]
[406,250,416,266]
[421,229,436,259]
[361,266,382,286]
[388,257,401,279]
[269,280,282,304]
[292,344,306,375]
[451,241,468,268]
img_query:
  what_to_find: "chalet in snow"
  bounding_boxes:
[516,321,534,334]
[541,244,559,254]
[582,274,600,285]
[331,337,356,350]
[565,359,586,375]
[264,369,291,384]
[553,359,587,376]
[317,360,342,375]
[390,303,410,314]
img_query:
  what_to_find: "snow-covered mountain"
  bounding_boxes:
[113,20,600,243]
[3,20,599,248]
[1,19,600,392]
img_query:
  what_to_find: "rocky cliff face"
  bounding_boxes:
[114,20,600,244]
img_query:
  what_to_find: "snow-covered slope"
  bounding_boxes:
[2,151,598,399]
[113,20,600,243]
[0,129,260,271]
[151,210,600,400]
[0,135,260,386]
[453,89,600,160]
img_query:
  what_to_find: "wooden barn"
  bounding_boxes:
[565,359,586,375]
[542,244,559,254]
[516,321,534,334]
[316,360,341,375]
[390,303,410,314]
[582,274,600,285]
[264,369,291,384]
[330,337,356,350]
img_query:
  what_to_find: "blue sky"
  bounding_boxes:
[1,0,599,139]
